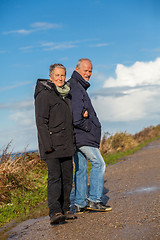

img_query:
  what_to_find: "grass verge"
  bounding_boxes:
[0,175,48,226]
[0,154,48,226]
[0,128,160,227]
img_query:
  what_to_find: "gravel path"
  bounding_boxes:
[3,140,160,240]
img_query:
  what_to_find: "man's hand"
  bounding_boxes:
[83,110,88,118]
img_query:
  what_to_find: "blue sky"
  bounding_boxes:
[1,0,160,153]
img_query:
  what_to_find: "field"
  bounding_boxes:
[1,124,160,226]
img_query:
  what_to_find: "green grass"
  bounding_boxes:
[0,170,48,226]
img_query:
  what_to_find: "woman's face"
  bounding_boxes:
[49,67,66,87]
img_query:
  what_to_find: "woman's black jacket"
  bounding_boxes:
[34,79,75,160]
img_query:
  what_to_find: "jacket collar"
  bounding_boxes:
[71,71,90,90]
[34,79,59,98]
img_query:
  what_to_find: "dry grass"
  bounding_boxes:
[100,131,138,154]
[100,124,160,154]
[134,124,160,142]
[0,147,46,205]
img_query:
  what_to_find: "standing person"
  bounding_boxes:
[34,64,76,225]
[68,58,112,213]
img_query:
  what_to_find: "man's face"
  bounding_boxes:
[49,67,66,87]
[76,60,92,81]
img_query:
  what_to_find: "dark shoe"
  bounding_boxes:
[86,201,112,212]
[64,211,77,220]
[50,213,66,225]
[75,205,87,214]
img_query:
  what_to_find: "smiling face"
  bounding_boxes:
[76,60,92,81]
[49,67,66,87]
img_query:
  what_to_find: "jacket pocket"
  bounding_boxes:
[49,122,65,134]
[49,126,66,148]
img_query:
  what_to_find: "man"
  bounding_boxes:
[34,64,76,224]
[68,58,112,213]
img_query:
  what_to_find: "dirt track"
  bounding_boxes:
[3,139,160,240]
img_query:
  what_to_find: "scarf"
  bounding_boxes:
[56,83,70,99]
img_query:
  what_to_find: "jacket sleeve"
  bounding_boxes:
[70,87,92,132]
[35,91,53,152]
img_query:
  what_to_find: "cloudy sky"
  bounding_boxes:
[0,0,160,153]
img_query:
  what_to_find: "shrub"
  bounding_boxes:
[134,124,160,142]
[100,131,138,154]
[100,124,160,154]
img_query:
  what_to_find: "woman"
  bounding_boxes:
[34,64,76,225]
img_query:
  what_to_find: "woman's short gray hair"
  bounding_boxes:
[76,58,92,69]
[49,63,66,76]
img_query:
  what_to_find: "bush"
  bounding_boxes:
[134,124,160,142]
[100,131,138,154]
[100,124,160,154]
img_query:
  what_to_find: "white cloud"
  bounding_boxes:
[19,38,102,52]
[92,88,159,122]
[0,81,32,92]
[91,58,160,123]
[31,22,60,30]
[0,125,38,153]
[89,42,110,47]
[9,108,35,126]
[0,100,33,110]
[3,22,61,35]
[19,41,78,52]
[19,39,104,52]
[19,46,34,51]
[3,29,33,35]
[104,58,160,87]
[0,105,37,152]
[0,50,8,54]
[41,41,77,51]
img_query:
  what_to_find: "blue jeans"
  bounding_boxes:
[74,146,106,207]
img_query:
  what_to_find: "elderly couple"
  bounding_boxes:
[34,58,112,225]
